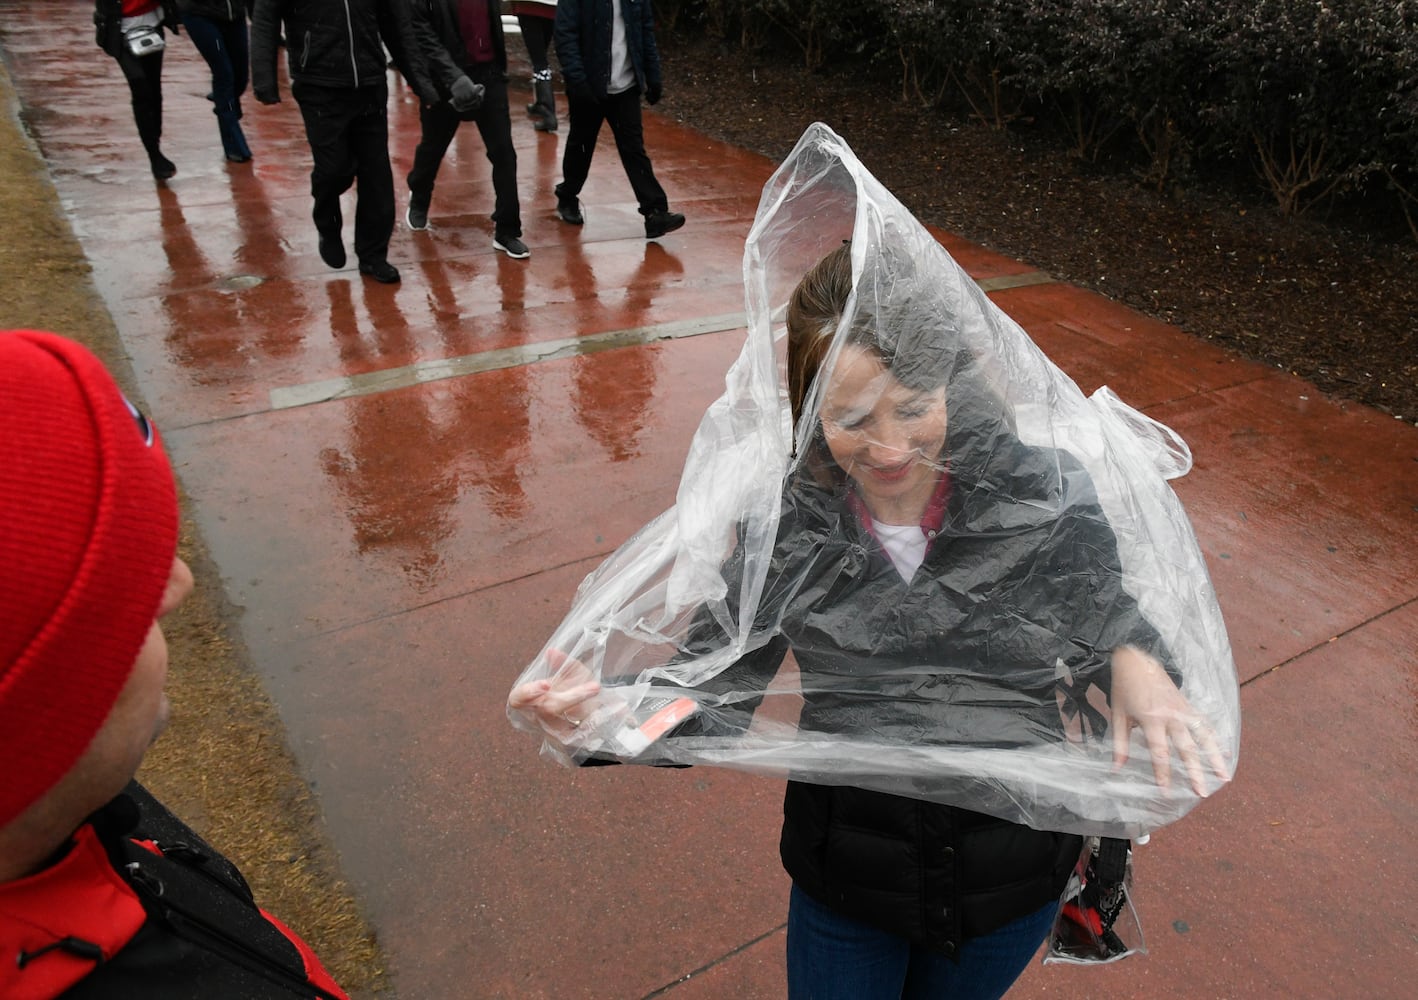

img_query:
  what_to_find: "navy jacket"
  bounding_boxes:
[554,0,660,100]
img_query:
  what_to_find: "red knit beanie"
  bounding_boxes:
[0,330,178,828]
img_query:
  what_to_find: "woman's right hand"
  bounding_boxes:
[508,649,622,745]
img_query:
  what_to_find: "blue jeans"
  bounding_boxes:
[786,884,1058,1000]
[181,13,249,112]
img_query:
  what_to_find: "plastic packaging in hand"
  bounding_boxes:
[1045,837,1146,965]
[508,123,1240,839]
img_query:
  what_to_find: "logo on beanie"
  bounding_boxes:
[123,395,155,447]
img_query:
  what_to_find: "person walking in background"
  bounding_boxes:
[177,0,253,163]
[511,0,558,132]
[0,330,350,999]
[553,0,684,239]
[404,0,529,260]
[93,0,182,179]
[250,0,433,284]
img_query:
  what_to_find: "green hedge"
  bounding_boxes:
[655,0,1418,234]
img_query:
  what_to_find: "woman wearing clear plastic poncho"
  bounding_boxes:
[509,124,1239,999]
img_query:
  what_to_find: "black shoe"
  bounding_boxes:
[149,153,176,180]
[318,234,346,269]
[556,196,584,226]
[406,197,429,231]
[493,234,530,259]
[359,259,401,284]
[645,210,685,240]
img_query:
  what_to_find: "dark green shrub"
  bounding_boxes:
[1210,0,1401,217]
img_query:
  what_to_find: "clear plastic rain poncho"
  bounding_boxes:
[509,123,1239,839]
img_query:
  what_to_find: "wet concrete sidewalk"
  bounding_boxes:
[3,3,1415,997]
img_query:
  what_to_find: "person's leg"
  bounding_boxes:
[473,76,522,241]
[785,885,910,1000]
[293,82,357,265]
[406,99,461,222]
[518,15,557,130]
[116,45,170,176]
[225,17,250,105]
[184,13,249,161]
[601,89,667,216]
[557,93,605,206]
[182,13,226,95]
[518,14,551,74]
[899,901,1059,1000]
[349,85,396,271]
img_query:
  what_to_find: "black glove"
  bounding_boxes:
[567,79,597,105]
[450,75,484,113]
[645,82,661,106]
[255,87,280,105]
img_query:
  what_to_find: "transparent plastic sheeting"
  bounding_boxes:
[509,123,1239,839]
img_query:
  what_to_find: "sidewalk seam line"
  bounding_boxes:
[267,312,749,411]
[1238,593,1418,687]
[304,552,617,638]
[639,921,788,999]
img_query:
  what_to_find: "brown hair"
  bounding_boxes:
[785,242,957,427]
[785,242,854,428]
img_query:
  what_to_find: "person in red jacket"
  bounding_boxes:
[93,0,183,179]
[0,330,348,999]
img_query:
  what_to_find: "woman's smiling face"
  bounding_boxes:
[820,344,947,524]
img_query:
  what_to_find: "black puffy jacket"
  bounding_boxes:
[664,431,1167,953]
[250,0,425,99]
[0,783,346,998]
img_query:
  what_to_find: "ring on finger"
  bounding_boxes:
[562,714,581,728]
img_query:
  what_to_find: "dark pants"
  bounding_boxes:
[114,46,165,158]
[407,70,521,238]
[183,13,250,158]
[559,87,667,216]
[516,14,554,74]
[292,81,395,265]
[182,13,248,107]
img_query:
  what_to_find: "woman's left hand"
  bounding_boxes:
[1109,647,1230,795]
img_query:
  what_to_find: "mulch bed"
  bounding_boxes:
[655,33,1417,423]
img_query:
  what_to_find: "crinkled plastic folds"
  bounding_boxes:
[509,123,1240,838]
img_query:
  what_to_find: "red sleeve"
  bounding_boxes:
[259,909,350,1000]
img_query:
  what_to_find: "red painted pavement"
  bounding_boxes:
[2,3,1414,997]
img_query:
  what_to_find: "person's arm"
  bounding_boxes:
[93,0,124,57]
[636,0,661,103]
[553,0,590,99]
[404,0,470,101]
[511,493,811,758]
[1049,451,1228,794]
[1108,645,1228,795]
[249,0,283,103]
[378,0,439,104]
